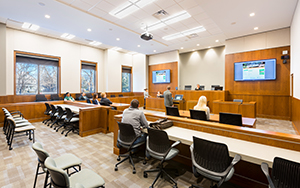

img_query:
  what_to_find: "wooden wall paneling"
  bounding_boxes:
[292,97,300,134]
[148,62,178,94]
[145,98,165,112]
[240,102,256,118]
[186,100,197,110]
[108,109,123,132]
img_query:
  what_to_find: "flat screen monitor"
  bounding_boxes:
[184,85,192,90]
[174,94,183,100]
[152,69,171,84]
[234,59,276,81]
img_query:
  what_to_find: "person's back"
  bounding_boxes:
[99,92,112,106]
[78,93,87,101]
[164,86,173,107]
[194,96,210,119]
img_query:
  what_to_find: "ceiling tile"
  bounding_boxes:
[208,27,223,35]
[71,0,93,11]
[57,0,75,5]
[186,6,204,15]
[142,3,162,15]
[197,30,211,37]
[96,0,115,12]
[103,0,127,7]
[131,9,150,19]
[81,0,103,6]
[88,7,107,18]
[169,22,189,31]
[193,12,210,21]
[180,17,197,26]
[154,0,177,9]
[164,4,183,15]
[178,0,199,10]
[185,22,201,28]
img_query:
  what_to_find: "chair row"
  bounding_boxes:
[116,122,300,188]
[2,108,35,150]
[32,142,105,188]
[35,93,124,102]
[43,103,79,137]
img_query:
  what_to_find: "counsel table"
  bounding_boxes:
[179,110,256,128]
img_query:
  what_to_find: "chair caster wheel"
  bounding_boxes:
[149,186,153,188]
[143,172,148,178]
[143,160,147,165]
[133,169,136,174]
[114,167,118,171]
[61,132,64,135]
[117,156,120,161]
[173,185,178,188]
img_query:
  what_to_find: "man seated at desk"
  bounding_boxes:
[64,92,75,102]
[78,92,88,101]
[122,99,148,144]
[164,85,174,107]
[100,92,113,106]
[195,84,201,90]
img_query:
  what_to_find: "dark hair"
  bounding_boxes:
[144,88,148,91]
[130,99,139,108]
[93,93,98,100]
[167,86,171,90]
[66,92,70,95]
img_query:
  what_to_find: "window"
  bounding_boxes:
[15,52,59,95]
[122,66,132,92]
[81,61,97,93]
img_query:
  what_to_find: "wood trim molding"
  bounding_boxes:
[80,60,98,93]
[14,50,61,95]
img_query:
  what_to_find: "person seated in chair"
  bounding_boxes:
[194,95,210,119]
[195,84,201,90]
[64,92,74,102]
[100,92,112,106]
[122,99,149,145]
[78,92,87,101]
[157,91,163,98]
[92,93,100,105]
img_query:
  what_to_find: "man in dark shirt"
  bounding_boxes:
[163,86,173,107]
[78,92,88,100]
[195,84,201,90]
[100,92,113,106]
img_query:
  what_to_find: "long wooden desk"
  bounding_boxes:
[213,100,256,118]
[108,96,144,107]
[179,110,256,128]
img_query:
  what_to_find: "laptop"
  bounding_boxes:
[174,94,183,100]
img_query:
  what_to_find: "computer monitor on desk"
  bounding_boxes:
[184,85,192,90]
[214,86,223,91]
[174,94,183,100]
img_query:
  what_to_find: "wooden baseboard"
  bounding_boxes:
[292,122,300,135]
[80,128,106,137]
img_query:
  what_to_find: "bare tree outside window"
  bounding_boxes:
[39,65,58,94]
[16,63,38,95]
[81,69,95,93]
[122,72,131,92]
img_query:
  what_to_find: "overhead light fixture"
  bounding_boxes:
[254,27,258,30]
[22,22,40,31]
[116,38,120,41]
[45,15,50,19]
[89,41,102,46]
[153,50,156,52]
[215,39,219,42]
[137,45,141,47]
[192,49,195,51]
[250,13,255,17]
[61,33,75,39]
[208,46,211,48]
[87,28,92,32]
[142,11,191,31]
[197,44,199,46]
[162,26,206,41]
[110,0,156,19]
[111,47,122,51]
[181,47,184,49]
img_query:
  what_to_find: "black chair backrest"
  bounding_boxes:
[148,128,170,154]
[214,86,223,90]
[193,136,231,173]
[166,106,180,117]
[211,85,220,90]
[86,99,91,103]
[50,104,57,116]
[271,157,300,188]
[110,95,115,97]
[233,99,243,103]
[56,106,65,119]
[36,94,47,101]
[119,94,123,97]
[50,94,60,101]
[117,122,136,145]
[75,93,81,100]
[190,109,207,121]
[44,103,51,114]
[200,85,205,90]
[185,85,192,90]
[219,112,242,126]
[65,108,73,122]
[86,93,92,98]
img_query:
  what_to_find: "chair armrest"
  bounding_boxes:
[261,162,275,188]
[161,140,181,162]
[216,154,241,187]
[128,134,144,149]
[171,140,181,148]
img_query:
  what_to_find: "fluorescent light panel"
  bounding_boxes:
[142,11,191,31]
[110,0,156,19]
[22,22,40,31]
[162,26,206,41]
[61,33,75,39]
[89,41,102,46]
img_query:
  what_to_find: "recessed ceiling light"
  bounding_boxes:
[153,50,156,52]
[116,38,120,41]
[208,46,211,48]
[137,45,141,47]
[162,26,206,41]
[45,15,50,19]
[87,28,92,32]
[142,11,191,31]
[89,41,102,46]
[22,22,40,31]
[215,39,219,42]
[254,27,258,30]
[181,47,184,49]
[196,44,199,46]
[61,33,75,39]
[111,47,122,51]
[250,13,255,17]
[192,49,195,51]
[110,0,156,19]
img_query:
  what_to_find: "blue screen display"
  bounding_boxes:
[152,69,171,84]
[234,59,276,81]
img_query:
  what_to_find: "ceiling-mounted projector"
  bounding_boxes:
[141,32,153,41]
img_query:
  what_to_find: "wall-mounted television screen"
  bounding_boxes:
[234,59,276,81]
[152,69,171,84]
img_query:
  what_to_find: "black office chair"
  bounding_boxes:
[166,106,180,117]
[43,103,52,125]
[47,105,57,127]
[189,109,207,121]
[211,85,220,90]
[119,94,123,97]
[190,136,241,188]
[233,99,243,103]
[75,93,81,100]
[61,108,79,137]
[199,85,205,90]
[86,93,93,99]
[219,112,242,126]
[86,99,91,103]
[50,94,63,101]
[114,122,145,174]
[53,106,67,131]
[261,157,300,188]
[143,128,181,188]
[110,94,116,97]
[185,85,192,90]
[36,94,48,102]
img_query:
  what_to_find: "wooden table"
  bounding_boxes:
[111,103,130,111]
[213,100,256,118]
[179,110,256,128]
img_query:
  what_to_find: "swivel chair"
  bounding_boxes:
[114,122,145,174]
[219,112,242,126]
[61,108,79,137]
[261,157,300,188]
[190,136,241,188]
[36,94,48,102]
[166,106,180,117]
[50,94,63,101]
[43,103,52,125]
[189,109,207,121]
[143,128,181,188]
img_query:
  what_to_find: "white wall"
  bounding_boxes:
[291,1,300,99]
[6,28,104,94]
[132,54,146,92]
[226,28,290,54]
[179,46,225,90]
[148,50,179,65]
[0,23,6,95]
